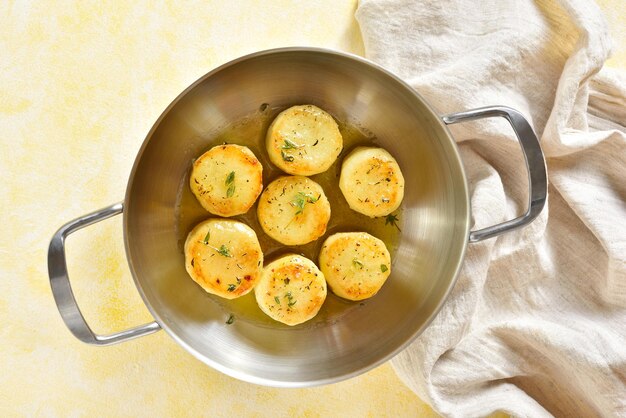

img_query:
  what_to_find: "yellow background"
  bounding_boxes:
[0,1,623,417]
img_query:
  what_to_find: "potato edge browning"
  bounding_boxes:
[190,144,263,217]
[257,176,331,246]
[339,147,405,218]
[184,219,263,300]
[319,232,391,301]
[266,104,343,176]
[255,254,327,326]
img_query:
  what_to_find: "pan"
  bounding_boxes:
[48,48,547,387]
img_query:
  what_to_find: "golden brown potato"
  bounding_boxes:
[318,232,391,301]
[266,105,343,176]
[184,218,263,299]
[255,254,327,326]
[190,144,263,217]
[257,176,331,246]
[339,147,404,217]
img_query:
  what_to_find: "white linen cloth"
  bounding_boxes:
[355,1,626,416]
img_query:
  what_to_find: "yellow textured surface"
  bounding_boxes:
[0,1,623,417]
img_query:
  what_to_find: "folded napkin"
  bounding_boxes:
[356,1,626,416]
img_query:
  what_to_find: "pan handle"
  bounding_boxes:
[47,202,161,345]
[442,106,547,243]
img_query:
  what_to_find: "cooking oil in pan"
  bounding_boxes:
[175,104,402,327]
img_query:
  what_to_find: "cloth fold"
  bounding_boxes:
[356,0,626,416]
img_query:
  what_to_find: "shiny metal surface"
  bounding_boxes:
[47,202,161,346]
[443,106,547,242]
[123,48,470,387]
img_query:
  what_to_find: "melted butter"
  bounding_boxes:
[175,105,402,328]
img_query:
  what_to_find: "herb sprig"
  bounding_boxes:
[281,150,294,162]
[280,139,305,163]
[200,230,232,258]
[285,192,320,228]
[385,214,401,231]
[281,139,304,150]
[291,192,319,216]
[285,291,297,308]
[352,258,364,269]
[225,171,236,198]
[217,244,232,257]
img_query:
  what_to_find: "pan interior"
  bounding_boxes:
[124,49,469,386]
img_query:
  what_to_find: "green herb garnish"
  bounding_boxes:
[201,232,234,258]
[380,264,388,273]
[274,296,280,305]
[281,150,295,162]
[227,284,236,292]
[226,314,235,324]
[285,291,297,307]
[281,139,303,150]
[385,213,401,231]
[225,171,235,185]
[292,196,305,215]
[291,192,319,216]
[217,244,232,257]
[352,258,364,269]
[225,171,235,198]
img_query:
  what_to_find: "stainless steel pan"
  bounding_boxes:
[48,48,546,387]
